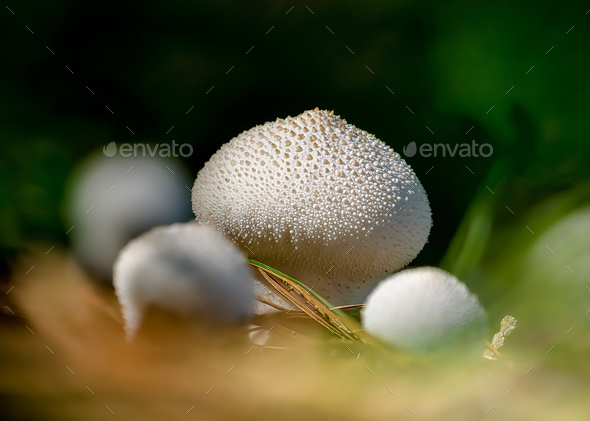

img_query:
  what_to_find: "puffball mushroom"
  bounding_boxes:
[362,267,487,351]
[64,152,192,281]
[192,108,431,305]
[113,223,255,338]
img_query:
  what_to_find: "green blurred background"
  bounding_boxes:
[1,0,589,331]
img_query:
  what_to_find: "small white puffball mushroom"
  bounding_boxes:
[192,108,432,306]
[113,223,255,338]
[362,267,487,351]
[64,152,192,281]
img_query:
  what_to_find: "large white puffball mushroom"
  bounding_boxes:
[362,267,486,351]
[192,108,431,305]
[113,223,255,338]
[64,152,192,281]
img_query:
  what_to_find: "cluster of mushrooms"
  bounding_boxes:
[110,109,487,352]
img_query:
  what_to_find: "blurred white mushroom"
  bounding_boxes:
[63,151,192,281]
[113,223,255,338]
[192,108,431,306]
[362,267,487,351]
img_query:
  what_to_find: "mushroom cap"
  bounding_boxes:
[64,152,193,281]
[362,267,487,351]
[113,223,255,338]
[192,108,431,305]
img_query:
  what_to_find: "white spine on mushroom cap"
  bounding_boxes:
[113,223,255,338]
[192,108,431,305]
[362,267,486,350]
